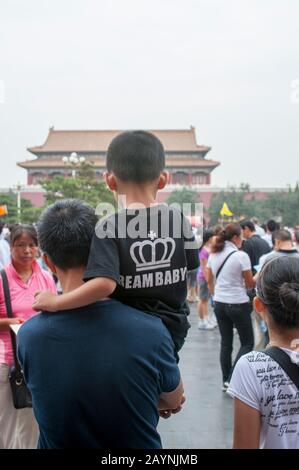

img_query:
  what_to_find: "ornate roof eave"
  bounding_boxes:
[18,158,220,170]
[26,127,212,155]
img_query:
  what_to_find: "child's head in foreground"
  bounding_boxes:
[105,130,168,194]
[255,256,299,330]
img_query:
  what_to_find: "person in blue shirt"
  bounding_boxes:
[17,199,184,449]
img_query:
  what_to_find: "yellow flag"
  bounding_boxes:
[0,204,8,217]
[220,202,233,217]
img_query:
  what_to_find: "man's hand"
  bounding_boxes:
[159,395,186,419]
[32,291,59,312]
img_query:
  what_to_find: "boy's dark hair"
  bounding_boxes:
[37,199,98,270]
[240,220,255,233]
[106,131,165,183]
[257,257,299,328]
[10,224,38,247]
[295,231,299,244]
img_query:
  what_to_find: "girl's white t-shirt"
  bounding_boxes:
[228,349,299,449]
[207,241,251,304]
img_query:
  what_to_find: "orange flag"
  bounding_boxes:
[0,205,8,217]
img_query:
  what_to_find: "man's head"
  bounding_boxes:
[105,130,168,193]
[240,220,255,239]
[37,199,98,272]
[273,229,293,251]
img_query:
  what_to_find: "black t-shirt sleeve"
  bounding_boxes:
[182,215,200,271]
[242,239,254,268]
[84,220,120,284]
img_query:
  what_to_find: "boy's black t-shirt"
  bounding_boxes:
[84,204,199,350]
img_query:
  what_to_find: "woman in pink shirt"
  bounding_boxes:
[197,229,215,330]
[0,224,56,449]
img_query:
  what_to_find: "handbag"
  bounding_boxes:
[0,269,32,409]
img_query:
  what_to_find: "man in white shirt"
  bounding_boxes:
[0,222,10,269]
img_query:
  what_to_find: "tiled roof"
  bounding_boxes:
[18,157,219,170]
[27,127,211,154]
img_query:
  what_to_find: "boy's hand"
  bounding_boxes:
[32,291,59,312]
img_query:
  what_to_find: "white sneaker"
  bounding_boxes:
[207,317,217,328]
[222,381,230,392]
[198,320,215,330]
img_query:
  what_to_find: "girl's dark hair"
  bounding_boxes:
[10,224,38,247]
[211,223,241,253]
[201,229,215,249]
[257,256,299,329]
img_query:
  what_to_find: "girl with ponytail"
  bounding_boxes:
[228,256,299,449]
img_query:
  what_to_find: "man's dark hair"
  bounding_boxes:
[240,220,255,233]
[37,199,98,270]
[295,231,299,244]
[0,221,4,235]
[273,229,292,243]
[106,131,165,183]
[267,219,278,233]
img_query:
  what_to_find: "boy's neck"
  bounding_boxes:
[117,184,158,208]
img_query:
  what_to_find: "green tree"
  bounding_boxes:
[0,192,42,224]
[261,186,299,226]
[41,163,115,209]
[208,184,256,225]
[166,187,200,213]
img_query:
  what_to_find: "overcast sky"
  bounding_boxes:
[0,0,299,189]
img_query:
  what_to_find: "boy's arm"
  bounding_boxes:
[32,277,116,312]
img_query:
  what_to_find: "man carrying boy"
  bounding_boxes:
[18,199,184,448]
[33,131,199,356]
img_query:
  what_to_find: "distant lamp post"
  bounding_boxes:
[62,152,86,178]
[14,182,22,223]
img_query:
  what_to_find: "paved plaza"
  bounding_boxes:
[158,304,238,449]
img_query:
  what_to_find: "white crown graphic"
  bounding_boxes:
[130,237,176,272]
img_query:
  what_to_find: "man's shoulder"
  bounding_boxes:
[18,313,47,343]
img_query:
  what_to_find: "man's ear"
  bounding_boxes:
[157,171,169,190]
[254,296,267,320]
[105,172,118,191]
[43,253,57,275]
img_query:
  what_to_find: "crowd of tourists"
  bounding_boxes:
[0,131,299,450]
